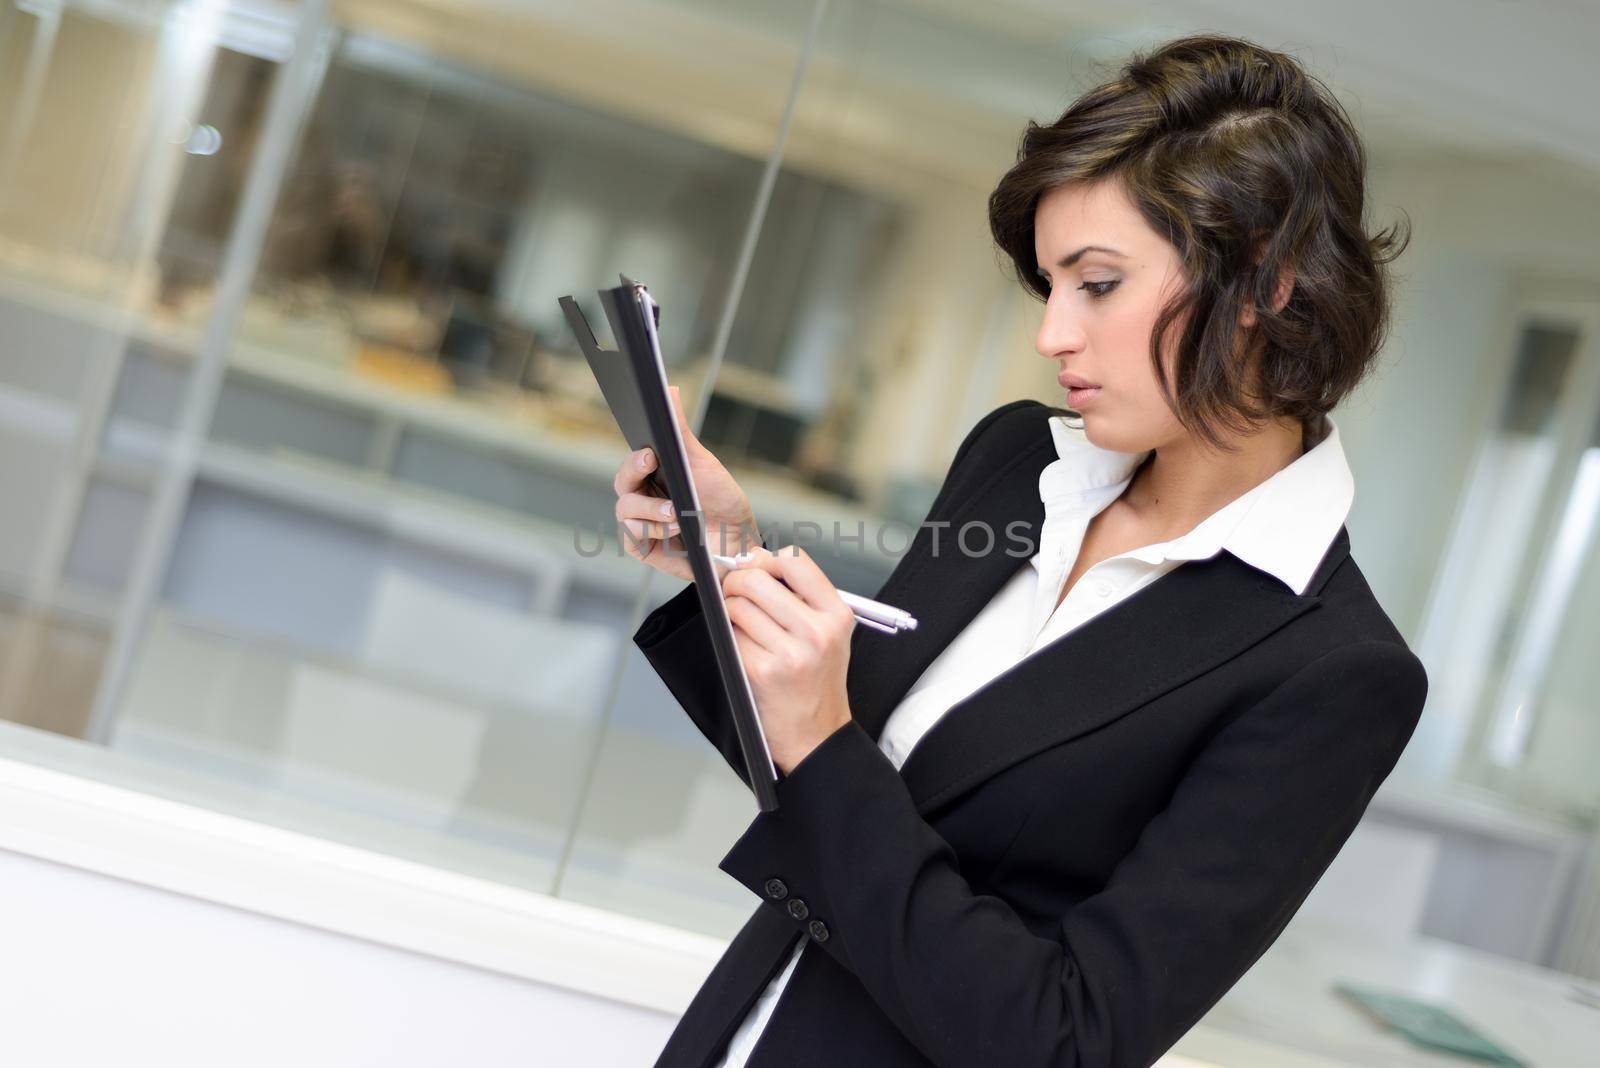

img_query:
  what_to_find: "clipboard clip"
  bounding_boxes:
[620,273,660,330]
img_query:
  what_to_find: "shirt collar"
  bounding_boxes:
[1036,411,1352,597]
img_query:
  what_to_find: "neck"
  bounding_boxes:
[1120,416,1306,538]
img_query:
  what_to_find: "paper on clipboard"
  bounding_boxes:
[558,276,781,812]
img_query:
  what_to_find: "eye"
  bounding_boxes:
[1078,279,1120,299]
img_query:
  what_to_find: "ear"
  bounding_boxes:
[1239,263,1295,328]
[1268,265,1295,313]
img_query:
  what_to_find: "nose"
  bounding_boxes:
[1034,290,1085,360]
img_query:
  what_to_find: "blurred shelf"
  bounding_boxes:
[192,440,645,600]
[214,337,897,573]
[0,269,904,583]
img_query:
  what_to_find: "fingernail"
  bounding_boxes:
[638,449,653,468]
[659,501,674,518]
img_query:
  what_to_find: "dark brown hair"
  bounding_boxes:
[988,34,1410,452]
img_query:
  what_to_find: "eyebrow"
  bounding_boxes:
[1035,245,1127,276]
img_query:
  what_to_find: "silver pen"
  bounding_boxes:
[710,553,918,636]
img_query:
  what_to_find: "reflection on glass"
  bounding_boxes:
[155,46,279,319]
[0,2,159,301]
[0,0,273,741]
[0,588,109,739]
[196,24,901,517]
[63,0,822,913]
[182,23,908,506]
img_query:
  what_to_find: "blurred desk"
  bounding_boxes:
[1173,914,1598,1067]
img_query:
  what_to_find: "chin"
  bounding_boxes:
[1081,418,1152,456]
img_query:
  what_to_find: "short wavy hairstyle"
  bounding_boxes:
[987,33,1410,452]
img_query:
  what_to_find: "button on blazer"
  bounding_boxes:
[633,399,1430,1068]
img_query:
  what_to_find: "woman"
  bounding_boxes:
[614,34,1425,1068]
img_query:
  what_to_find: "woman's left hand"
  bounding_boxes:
[721,545,855,776]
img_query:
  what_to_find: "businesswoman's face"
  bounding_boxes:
[1032,178,1194,455]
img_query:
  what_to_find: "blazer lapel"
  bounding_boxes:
[844,428,1344,820]
[846,434,1060,740]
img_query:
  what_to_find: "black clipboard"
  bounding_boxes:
[559,276,780,812]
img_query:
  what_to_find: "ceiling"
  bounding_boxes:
[336,0,1600,190]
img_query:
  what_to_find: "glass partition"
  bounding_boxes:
[2,0,1599,964]
[14,0,826,901]
[0,0,296,737]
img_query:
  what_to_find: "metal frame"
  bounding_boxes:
[549,0,833,897]
[84,0,337,742]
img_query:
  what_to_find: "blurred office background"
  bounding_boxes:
[1,0,1599,1064]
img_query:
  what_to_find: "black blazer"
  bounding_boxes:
[633,398,1429,1068]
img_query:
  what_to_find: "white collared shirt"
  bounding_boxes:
[714,411,1355,1067]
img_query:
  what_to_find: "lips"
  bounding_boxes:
[1059,371,1100,390]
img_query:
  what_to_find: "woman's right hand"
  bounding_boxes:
[613,384,758,582]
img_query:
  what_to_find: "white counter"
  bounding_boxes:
[2,719,1596,1066]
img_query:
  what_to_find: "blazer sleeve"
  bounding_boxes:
[630,398,1038,790]
[715,638,1430,1068]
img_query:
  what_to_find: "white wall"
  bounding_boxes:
[0,844,680,1068]
[1359,155,1600,797]
[1336,242,1511,642]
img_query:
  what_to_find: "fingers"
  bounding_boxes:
[723,587,787,654]
[721,563,811,635]
[615,383,699,494]
[619,518,679,560]
[613,446,657,496]
[616,460,678,558]
[617,488,675,527]
[615,446,680,549]
[723,546,853,680]
[733,546,850,618]
[729,627,776,686]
